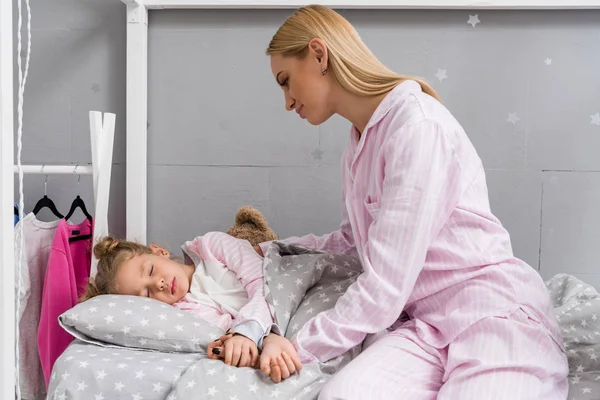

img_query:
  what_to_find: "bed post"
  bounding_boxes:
[89,111,116,277]
[124,0,148,244]
[0,0,15,397]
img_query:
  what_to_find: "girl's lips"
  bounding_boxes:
[171,277,177,295]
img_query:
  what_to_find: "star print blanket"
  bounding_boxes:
[48,242,363,400]
[546,273,600,400]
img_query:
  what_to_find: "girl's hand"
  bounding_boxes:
[209,333,259,368]
[260,333,303,383]
[207,332,233,360]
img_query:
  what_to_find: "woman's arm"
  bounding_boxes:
[291,119,469,363]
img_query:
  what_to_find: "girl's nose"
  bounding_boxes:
[156,278,165,291]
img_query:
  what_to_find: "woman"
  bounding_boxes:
[257,4,568,399]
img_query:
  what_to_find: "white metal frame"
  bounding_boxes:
[0,0,15,398]
[125,0,148,245]
[88,111,117,276]
[143,0,600,9]
[12,165,94,175]
[121,0,600,245]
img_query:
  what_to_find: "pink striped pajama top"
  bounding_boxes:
[263,80,564,364]
[174,232,274,346]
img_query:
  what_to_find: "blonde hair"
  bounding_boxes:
[266,4,441,102]
[79,237,153,302]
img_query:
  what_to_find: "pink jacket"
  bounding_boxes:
[38,219,92,386]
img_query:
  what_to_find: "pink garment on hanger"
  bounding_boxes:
[37,218,93,387]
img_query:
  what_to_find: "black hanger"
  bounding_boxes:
[67,196,94,242]
[33,196,64,219]
[66,172,93,243]
[33,172,64,219]
[65,195,92,222]
[33,175,64,218]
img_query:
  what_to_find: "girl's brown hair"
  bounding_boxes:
[266,4,441,102]
[79,237,152,302]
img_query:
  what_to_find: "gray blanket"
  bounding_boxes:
[546,273,600,399]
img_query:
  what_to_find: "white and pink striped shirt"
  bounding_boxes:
[262,80,564,363]
[174,232,274,346]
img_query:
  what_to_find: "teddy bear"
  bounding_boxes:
[226,205,277,247]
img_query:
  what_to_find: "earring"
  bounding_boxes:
[321,69,327,76]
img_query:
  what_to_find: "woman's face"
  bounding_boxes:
[270,39,334,125]
[113,248,191,305]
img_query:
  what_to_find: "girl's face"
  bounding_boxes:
[270,38,335,126]
[113,246,193,305]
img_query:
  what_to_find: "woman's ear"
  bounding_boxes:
[309,38,328,70]
[149,244,170,258]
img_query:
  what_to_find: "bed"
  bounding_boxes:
[48,2,600,399]
[48,242,600,399]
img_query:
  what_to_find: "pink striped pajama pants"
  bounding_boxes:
[319,308,568,399]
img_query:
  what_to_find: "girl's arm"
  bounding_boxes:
[200,231,275,348]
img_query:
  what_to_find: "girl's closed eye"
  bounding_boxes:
[147,265,154,297]
[279,77,288,87]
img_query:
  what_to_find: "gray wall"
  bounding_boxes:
[15,1,600,289]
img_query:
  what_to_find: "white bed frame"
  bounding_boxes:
[2,0,600,398]
[0,0,15,396]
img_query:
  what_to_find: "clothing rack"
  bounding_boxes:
[11,111,116,279]
[12,165,94,175]
[6,110,115,400]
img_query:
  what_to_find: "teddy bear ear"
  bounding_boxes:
[235,205,270,232]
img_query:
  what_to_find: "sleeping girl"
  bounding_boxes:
[80,231,302,383]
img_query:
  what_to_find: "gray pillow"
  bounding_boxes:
[59,294,225,353]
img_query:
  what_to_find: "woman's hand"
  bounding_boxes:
[259,333,303,383]
[252,245,264,257]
